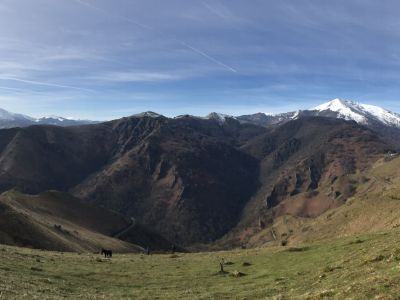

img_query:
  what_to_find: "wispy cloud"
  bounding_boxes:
[0,77,93,92]
[72,0,152,31]
[73,0,237,73]
[202,2,228,20]
[1,0,400,119]
[0,86,27,92]
[201,0,247,27]
[93,71,181,82]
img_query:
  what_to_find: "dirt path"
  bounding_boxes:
[113,217,136,239]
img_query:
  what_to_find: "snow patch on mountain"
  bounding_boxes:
[36,115,70,122]
[360,104,400,127]
[291,110,300,120]
[312,98,400,128]
[0,108,97,128]
[313,99,367,123]
[206,112,236,123]
[0,108,34,122]
[132,111,163,118]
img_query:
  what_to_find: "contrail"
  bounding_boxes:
[0,77,93,92]
[178,41,237,73]
[73,0,237,73]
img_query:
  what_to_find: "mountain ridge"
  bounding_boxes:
[0,108,98,128]
[1,98,399,130]
[0,99,399,249]
[0,113,393,248]
[236,98,400,129]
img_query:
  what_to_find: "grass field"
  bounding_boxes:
[2,229,400,299]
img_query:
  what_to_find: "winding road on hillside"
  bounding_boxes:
[113,217,137,239]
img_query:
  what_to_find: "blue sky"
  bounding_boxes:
[1,0,400,120]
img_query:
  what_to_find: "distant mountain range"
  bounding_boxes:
[235,99,400,147]
[102,98,400,132]
[0,108,97,128]
[2,98,400,130]
[236,98,400,128]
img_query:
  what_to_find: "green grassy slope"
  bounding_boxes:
[227,155,400,249]
[2,229,400,299]
[0,190,142,253]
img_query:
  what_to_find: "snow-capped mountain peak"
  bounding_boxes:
[132,111,163,118]
[0,108,17,121]
[311,98,400,128]
[206,112,236,124]
[358,104,400,127]
[36,115,70,122]
[0,107,97,128]
[0,108,34,122]
[313,98,349,111]
[313,98,367,123]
